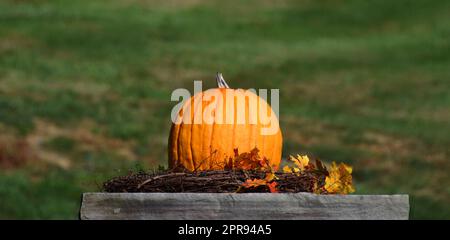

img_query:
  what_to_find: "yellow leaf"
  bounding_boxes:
[324,162,355,194]
[265,172,278,181]
[342,163,353,174]
[289,154,309,171]
[282,166,292,173]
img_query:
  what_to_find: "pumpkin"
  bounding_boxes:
[168,73,283,171]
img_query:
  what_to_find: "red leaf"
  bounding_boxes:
[267,182,278,193]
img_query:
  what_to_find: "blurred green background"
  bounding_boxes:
[0,0,449,219]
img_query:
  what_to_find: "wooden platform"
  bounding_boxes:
[80,192,409,220]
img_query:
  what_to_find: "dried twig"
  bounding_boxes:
[104,170,323,193]
[137,172,187,189]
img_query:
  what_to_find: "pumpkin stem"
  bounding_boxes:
[216,72,230,89]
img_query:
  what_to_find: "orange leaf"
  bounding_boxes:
[241,178,267,188]
[267,182,278,193]
[282,165,292,173]
[233,148,262,170]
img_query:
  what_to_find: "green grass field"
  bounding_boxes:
[0,0,449,219]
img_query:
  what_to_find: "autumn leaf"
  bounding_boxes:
[289,154,309,171]
[265,172,278,181]
[233,148,263,170]
[270,162,279,172]
[232,149,355,194]
[242,178,267,188]
[267,182,278,193]
[259,158,271,171]
[283,166,301,173]
[282,165,292,173]
[324,162,355,194]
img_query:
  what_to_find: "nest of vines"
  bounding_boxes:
[103,169,326,193]
[103,148,356,194]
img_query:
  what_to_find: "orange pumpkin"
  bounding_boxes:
[168,73,283,171]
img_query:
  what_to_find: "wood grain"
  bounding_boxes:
[80,192,409,220]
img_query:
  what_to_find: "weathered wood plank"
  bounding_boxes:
[80,193,409,220]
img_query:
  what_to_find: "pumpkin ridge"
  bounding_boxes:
[175,121,182,169]
[180,96,195,170]
[202,96,214,170]
[222,89,233,164]
[190,93,203,170]
[197,94,205,170]
[173,104,185,169]
[209,90,220,169]
[168,124,177,169]
[231,93,237,162]
[249,91,258,151]
[261,97,268,162]
[244,91,250,152]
